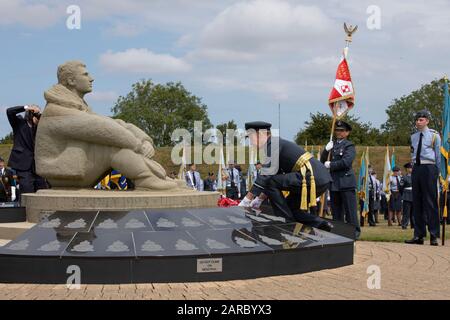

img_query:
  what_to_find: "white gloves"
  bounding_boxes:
[11,187,16,202]
[238,196,252,207]
[324,161,331,169]
[325,141,334,151]
[250,197,263,209]
[238,193,241,199]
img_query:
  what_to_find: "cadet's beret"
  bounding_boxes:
[335,120,352,131]
[245,121,272,131]
[393,166,400,172]
[403,162,413,169]
[415,110,431,120]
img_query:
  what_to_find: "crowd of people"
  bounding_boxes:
[359,164,415,229]
[181,161,262,200]
[2,101,448,245]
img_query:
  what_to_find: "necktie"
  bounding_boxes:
[192,172,196,188]
[416,133,423,165]
[395,176,400,192]
[230,169,235,187]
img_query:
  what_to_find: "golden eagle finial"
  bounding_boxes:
[344,23,358,43]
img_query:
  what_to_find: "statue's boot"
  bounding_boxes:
[166,177,188,188]
[134,176,178,190]
[143,158,167,180]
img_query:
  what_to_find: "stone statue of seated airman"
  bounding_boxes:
[35,60,181,190]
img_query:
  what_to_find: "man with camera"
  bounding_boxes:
[7,105,47,197]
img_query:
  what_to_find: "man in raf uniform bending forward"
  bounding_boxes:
[406,110,441,246]
[320,120,360,239]
[239,121,333,231]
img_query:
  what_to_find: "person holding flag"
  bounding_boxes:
[319,22,360,238]
[406,110,441,246]
[321,120,360,238]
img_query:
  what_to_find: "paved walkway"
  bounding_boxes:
[0,241,449,300]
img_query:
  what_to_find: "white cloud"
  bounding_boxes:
[0,0,62,28]
[196,0,335,56]
[99,48,192,74]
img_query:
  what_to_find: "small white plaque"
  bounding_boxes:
[197,258,223,273]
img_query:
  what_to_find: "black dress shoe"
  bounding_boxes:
[405,237,424,245]
[430,237,439,246]
[318,221,334,232]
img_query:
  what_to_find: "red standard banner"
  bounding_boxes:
[328,56,355,118]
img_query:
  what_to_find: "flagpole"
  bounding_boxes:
[319,110,337,217]
[443,75,449,246]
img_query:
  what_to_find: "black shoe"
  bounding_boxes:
[405,237,424,245]
[402,227,407,230]
[318,221,334,232]
[369,223,376,227]
[430,237,439,246]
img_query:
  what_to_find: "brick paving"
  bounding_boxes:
[0,241,449,300]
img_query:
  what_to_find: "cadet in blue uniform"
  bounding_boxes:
[405,110,441,246]
[401,162,414,229]
[388,167,403,226]
[321,120,360,239]
[239,121,333,231]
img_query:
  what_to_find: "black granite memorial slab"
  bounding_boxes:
[144,209,209,231]
[92,210,152,232]
[248,225,315,250]
[187,228,273,255]
[0,207,354,284]
[0,227,74,257]
[0,205,26,223]
[243,209,290,227]
[62,231,135,258]
[187,207,254,229]
[133,231,208,257]
[39,211,99,233]
[274,223,354,246]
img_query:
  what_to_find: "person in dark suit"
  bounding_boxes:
[203,172,217,191]
[0,158,14,202]
[239,121,333,231]
[321,120,360,239]
[7,105,48,195]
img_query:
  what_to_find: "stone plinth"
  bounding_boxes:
[22,189,220,223]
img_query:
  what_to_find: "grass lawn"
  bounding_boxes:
[359,218,450,243]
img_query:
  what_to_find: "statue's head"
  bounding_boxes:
[57,61,94,97]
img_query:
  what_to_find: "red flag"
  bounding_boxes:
[328,56,355,118]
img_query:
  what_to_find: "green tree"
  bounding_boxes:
[382,78,447,145]
[112,80,212,147]
[0,132,13,145]
[216,120,238,144]
[294,112,384,146]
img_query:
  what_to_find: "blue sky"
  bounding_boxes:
[1,0,449,141]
